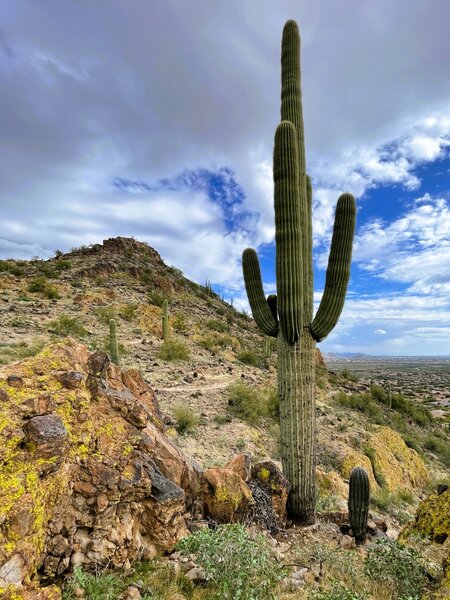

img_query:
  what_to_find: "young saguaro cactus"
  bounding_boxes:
[109,318,120,366]
[162,299,170,342]
[242,20,356,523]
[348,467,370,545]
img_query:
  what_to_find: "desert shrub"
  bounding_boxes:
[213,414,232,425]
[424,434,450,466]
[48,314,87,338]
[227,382,270,424]
[176,524,284,600]
[237,349,264,367]
[28,276,60,299]
[341,367,359,382]
[63,566,121,600]
[265,386,279,419]
[120,303,137,322]
[0,339,46,365]
[370,384,388,403]
[198,332,232,351]
[94,305,117,325]
[172,313,188,333]
[205,318,230,333]
[316,494,342,512]
[173,405,199,434]
[53,258,70,271]
[311,583,368,599]
[158,339,190,361]
[365,538,427,599]
[147,290,167,307]
[336,392,383,421]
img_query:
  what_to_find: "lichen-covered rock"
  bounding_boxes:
[316,467,349,500]
[365,426,429,491]
[338,445,377,490]
[403,488,449,544]
[338,426,429,493]
[402,489,450,597]
[202,467,254,523]
[0,339,196,595]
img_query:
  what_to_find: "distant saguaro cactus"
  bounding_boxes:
[109,318,119,366]
[348,466,370,544]
[162,299,170,342]
[242,20,356,523]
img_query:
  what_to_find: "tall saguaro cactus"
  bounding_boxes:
[243,20,356,523]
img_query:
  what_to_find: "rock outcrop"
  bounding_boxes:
[0,340,200,595]
[402,488,450,597]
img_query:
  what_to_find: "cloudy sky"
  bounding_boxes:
[1,0,450,355]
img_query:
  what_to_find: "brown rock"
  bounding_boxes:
[7,375,24,388]
[87,351,110,376]
[120,586,142,600]
[141,423,201,507]
[225,453,252,482]
[339,534,356,549]
[0,388,9,401]
[23,414,68,460]
[19,394,56,417]
[202,468,254,523]
[58,371,84,389]
[7,494,35,538]
[47,534,70,557]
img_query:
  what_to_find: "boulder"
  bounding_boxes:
[202,468,253,523]
[0,339,196,596]
[225,453,252,482]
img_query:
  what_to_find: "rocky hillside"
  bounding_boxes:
[1,237,450,598]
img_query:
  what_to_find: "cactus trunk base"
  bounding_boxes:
[278,332,316,523]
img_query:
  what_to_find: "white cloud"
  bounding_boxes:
[374,329,386,335]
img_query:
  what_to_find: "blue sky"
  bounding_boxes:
[1,1,450,355]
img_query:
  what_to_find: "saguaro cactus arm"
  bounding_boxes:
[242,248,278,337]
[311,193,356,342]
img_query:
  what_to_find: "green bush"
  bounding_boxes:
[94,305,117,325]
[365,538,427,599]
[158,339,190,361]
[120,303,137,322]
[227,382,271,424]
[237,349,264,367]
[0,339,46,365]
[198,332,232,351]
[63,566,122,600]
[341,368,359,382]
[336,392,383,421]
[172,313,188,333]
[147,290,166,307]
[172,404,199,434]
[176,524,284,600]
[28,276,60,299]
[48,314,87,338]
[205,318,230,333]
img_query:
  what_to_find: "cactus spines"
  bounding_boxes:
[242,20,356,523]
[162,299,169,342]
[109,318,119,366]
[348,466,370,545]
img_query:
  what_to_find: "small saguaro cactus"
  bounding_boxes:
[109,318,120,366]
[162,299,170,342]
[348,466,370,545]
[242,20,356,523]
